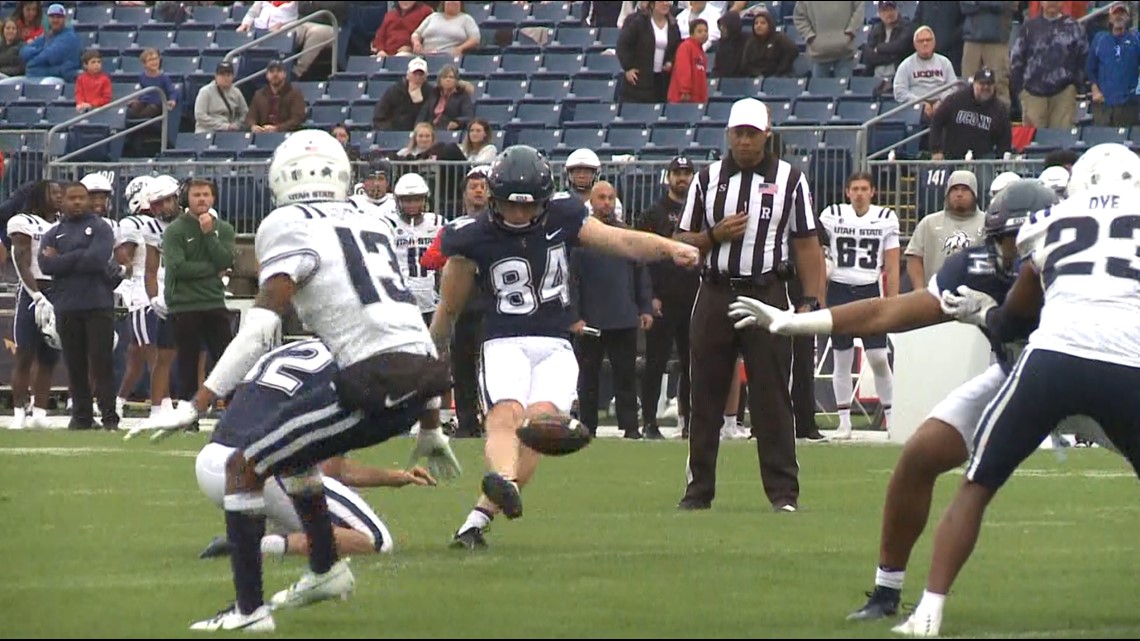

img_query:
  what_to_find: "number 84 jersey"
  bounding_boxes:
[820,204,900,286]
[255,201,435,367]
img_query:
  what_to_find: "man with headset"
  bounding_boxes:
[162,177,237,409]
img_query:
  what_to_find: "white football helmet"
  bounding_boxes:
[1067,142,1140,196]
[125,176,153,215]
[80,172,114,194]
[394,172,430,219]
[565,148,601,171]
[989,171,1021,197]
[1037,165,1070,203]
[268,129,351,205]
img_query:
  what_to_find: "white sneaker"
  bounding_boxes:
[891,609,942,637]
[733,424,751,440]
[10,407,26,430]
[269,559,354,610]
[831,425,853,441]
[27,410,51,430]
[189,604,275,632]
[116,397,126,419]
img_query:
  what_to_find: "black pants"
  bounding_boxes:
[451,307,485,436]
[641,298,692,428]
[575,327,639,435]
[58,308,117,424]
[683,277,798,508]
[170,308,234,401]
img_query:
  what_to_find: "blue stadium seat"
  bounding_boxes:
[767,102,794,125]
[779,129,823,153]
[113,5,152,24]
[760,77,803,101]
[834,100,878,125]
[695,126,724,148]
[133,31,176,52]
[365,79,394,100]
[500,54,542,76]
[78,30,97,50]
[618,102,662,124]
[704,101,733,123]
[174,30,214,50]
[464,2,491,23]
[436,129,461,144]
[21,83,62,103]
[82,107,127,130]
[326,80,365,104]
[648,126,693,152]
[98,30,137,54]
[253,132,289,150]
[462,54,499,76]
[561,128,604,150]
[475,102,515,123]
[188,5,231,24]
[180,132,214,153]
[570,78,616,101]
[375,130,412,149]
[663,102,704,124]
[348,104,374,128]
[717,77,762,99]
[77,4,113,24]
[604,127,648,150]
[485,79,529,102]
[1080,126,1127,148]
[491,2,529,23]
[803,77,847,100]
[513,127,561,151]
[1029,128,1079,152]
[527,78,571,101]
[45,104,75,124]
[47,132,67,156]
[162,57,200,76]
[310,105,348,126]
[3,105,44,127]
[213,131,252,151]
[118,55,144,75]
[424,54,457,74]
[566,102,616,126]
[529,2,572,25]
[295,82,325,105]
[598,27,620,48]
[514,103,562,128]
[552,27,597,49]
[540,52,584,77]
[213,30,254,51]
[846,75,883,99]
[583,52,623,76]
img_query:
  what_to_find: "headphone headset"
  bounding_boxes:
[178,177,219,210]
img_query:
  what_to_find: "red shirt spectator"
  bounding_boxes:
[372,1,433,57]
[1027,1,1087,19]
[668,23,709,104]
[75,50,111,112]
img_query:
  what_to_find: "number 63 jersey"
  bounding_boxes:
[255,201,435,367]
[1016,187,1140,368]
[820,204,900,286]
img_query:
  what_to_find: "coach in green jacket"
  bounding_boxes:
[162,178,236,404]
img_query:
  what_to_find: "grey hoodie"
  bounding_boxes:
[194,80,249,133]
[792,0,865,63]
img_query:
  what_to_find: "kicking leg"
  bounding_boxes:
[270,468,354,610]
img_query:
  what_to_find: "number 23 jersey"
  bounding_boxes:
[440,196,586,340]
[820,204,900,286]
[255,201,435,367]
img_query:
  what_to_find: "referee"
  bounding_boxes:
[674,98,824,512]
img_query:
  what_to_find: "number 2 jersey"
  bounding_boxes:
[382,212,443,314]
[820,204,900,286]
[255,200,434,367]
[440,195,586,340]
[1016,187,1140,368]
[117,214,167,310]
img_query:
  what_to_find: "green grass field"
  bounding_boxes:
[1,430,1138,639]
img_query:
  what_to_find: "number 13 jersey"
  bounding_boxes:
[255,200,435,368]
[441,196,586,340]
[820,204,900,286]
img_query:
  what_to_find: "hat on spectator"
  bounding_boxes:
[878,1,898,8]
[408,57,428,74]
[973,67,996,85]
[1111,1,1130,14]
[215,61,235,75]
[727,98,770,131]
[667,156,694,173]
[946,170,978,199]
[266,59,286,72]
[46,4,66,16]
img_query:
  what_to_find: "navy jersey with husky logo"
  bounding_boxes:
[928,246,1031,372]
[440,195,587,340]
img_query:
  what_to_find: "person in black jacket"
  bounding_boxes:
[617,0,681,103]
[570,181,655,439]
[742,8,799,78]
[929,67,1012,160]
[38,182,120,431]
[636,156,699,440]
[712,10,747,79]
[292,1,349,80]
[859,0,915,81]
[416,64,474,131]
[373,57,436,131]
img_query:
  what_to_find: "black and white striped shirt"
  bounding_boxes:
[678,153,816,278]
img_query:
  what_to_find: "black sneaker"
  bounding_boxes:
[643,425,665,440]
[449,527,488,550]
[623,429,643,440]
[198,535,234,559]
[677,497,711,511]
[481,472,522,519]
[847,586,901,621]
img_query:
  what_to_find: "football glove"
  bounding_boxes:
[408,428,461,482]
[939,285,998,327]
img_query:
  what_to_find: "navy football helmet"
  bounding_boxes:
[985,178,1055,279]
[488,145,556,233]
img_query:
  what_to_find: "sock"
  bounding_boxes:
[916,590,947,616]
[161,398,174,412]
[723,415,738,431]
[866,348,893,424]
[832,348,855,430]
[149,405,161,418]
[260,534,287,557]
[460,507,493,533]
[224,510,266,616]
[291,492,338,575]
[876,566,905,591]
[31,406,46,419]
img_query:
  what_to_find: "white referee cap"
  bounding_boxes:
[727,98,770,131]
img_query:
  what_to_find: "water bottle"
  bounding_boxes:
[965,149,975,162]
[887,149,896,162]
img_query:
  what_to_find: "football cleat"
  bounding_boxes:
[269,558,354,610]
[891,608,942,637]
[449,527,488,551]
[189,603,275,632]
[198,535,234,559]
[847,586,901,621]
[481,472,523,519]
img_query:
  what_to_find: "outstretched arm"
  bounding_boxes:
[733,289,949,336]
[579,217,697,265]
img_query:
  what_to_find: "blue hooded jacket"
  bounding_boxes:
[20,24,81,82]
[1087,28,1140,106]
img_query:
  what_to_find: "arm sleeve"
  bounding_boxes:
[420,226,448,270]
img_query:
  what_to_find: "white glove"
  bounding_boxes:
[728,296,794,332]
[124,401,199,442]
[939,285,997,327]
[150,296,168,320]
[30,291,53,329]
[408,428,462,482]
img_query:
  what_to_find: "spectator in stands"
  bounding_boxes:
[913,1,963,75]
[961,1,1017,105]
[397,122,436,159]
[570,180,654,440]
[291,1,348,80]
[237,1,298,35]
[1010,1,1088,129]
[617,0,681,104]
[75,49,110,113]
[155,1,214,24]
[372,1,433,58]
[194,61,248,133]
[583,1,624,27]
[0,18,26,80]
[128,48,178,119]
[1044,148,1079,172]
[332,124,361,160]
[669,18,709,103]
[929,67,1012,160]
[711,9,746,78]
[904,169,985,291]
[0,3,79,87]
[741,8,798,78]
[677,0,720,51]
[893,27,956,120]
[860,0,915,83]
[417,64,473,130]
[1028,1,1088,19]
[411,1,480,57]
[374,56,433,131]
[246,59,307,133]
[1088,1,1140,127]
[11,1,43,44]
[792,0,863,79]
[461,118,497,164]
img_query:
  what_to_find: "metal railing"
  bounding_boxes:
[226,9,341,89]
[860,79,969,163]
[44,86,170,163]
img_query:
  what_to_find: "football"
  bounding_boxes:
[516,414,592,456]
